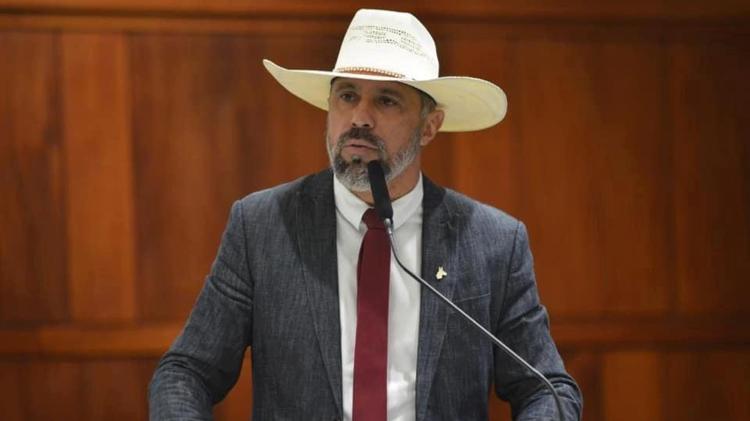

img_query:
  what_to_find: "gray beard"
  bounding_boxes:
[326,126,422,192]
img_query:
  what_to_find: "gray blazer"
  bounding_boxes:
[149,169,582,420]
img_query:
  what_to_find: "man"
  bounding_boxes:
[149,9,582,421]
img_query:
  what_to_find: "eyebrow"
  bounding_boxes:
[332,81,356,92]
[331,81,407,100]
[378,88,405,100]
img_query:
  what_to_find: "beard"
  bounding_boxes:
[326,126,422,192]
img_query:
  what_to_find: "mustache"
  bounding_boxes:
[336,127,386,151]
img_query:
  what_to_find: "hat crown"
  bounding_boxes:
[333,9,439,80]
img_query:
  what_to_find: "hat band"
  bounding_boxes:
[333,66,407,79]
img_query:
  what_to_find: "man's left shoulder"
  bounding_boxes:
[442,188,521,234]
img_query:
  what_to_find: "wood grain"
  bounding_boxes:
[81,360,150,420]
[24,361,83,420]
[0,31,69,324]
[0,4,748,421]
[670,39,750,316]
[664,350,750,420]
[129,33,333,321]
[215,356,254,421]
[509,33,673,318]
[602,351,663,421]
[0,362,25,420]
[0,319,746,356]
[1,0,749,20]
[0,324,178,357]
[62,33,137,322]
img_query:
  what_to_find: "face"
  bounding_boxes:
[326,77,443,192]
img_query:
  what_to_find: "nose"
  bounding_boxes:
[351,100,374,129]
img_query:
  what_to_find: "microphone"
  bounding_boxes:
[366,160,393,225]
[366,160,566,421]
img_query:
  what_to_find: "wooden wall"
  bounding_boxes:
[1,1,749,419]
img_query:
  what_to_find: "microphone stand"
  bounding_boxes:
[366,159,565,421]
[384,219,565,421]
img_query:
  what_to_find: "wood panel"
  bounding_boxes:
[0,31,69,324]
[664,350,750,420]
[61,33,137,322]
[602,350,750,421]
[433,26,519,211]
[1,0,749,20]
[130,33,334,320]
[506,33,673,317]
[215,357,254,421]
[80,360,152,420]
[602,351,663,420]
[0,361,25,420]
[562,351,602,421]
[2,319,747,357]
[23,361,83,420]
[0,358,155,421]
[670,39,750,316]
[0,3,749,421]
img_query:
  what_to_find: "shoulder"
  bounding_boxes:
[422,174,527,258]
[234,169,332,214]
[443,188,519,230]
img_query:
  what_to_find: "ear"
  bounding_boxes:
[419,109,445,146]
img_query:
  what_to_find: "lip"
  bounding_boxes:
[343,139,378,150]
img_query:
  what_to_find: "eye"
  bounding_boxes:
[339,91,357,102]
[378,96,399,107]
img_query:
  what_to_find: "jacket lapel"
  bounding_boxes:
[295,169,343,416]
[415,177,458,421]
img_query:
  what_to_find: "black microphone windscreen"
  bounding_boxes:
[367,160,393,221]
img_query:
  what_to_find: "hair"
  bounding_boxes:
[418,90,437,120]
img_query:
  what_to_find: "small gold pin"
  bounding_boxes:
[436,266,448,280]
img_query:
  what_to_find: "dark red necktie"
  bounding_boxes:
[352,209,390,421]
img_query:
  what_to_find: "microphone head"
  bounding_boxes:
[366,160,394,222]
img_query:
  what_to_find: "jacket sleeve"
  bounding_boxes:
[493,221,583,421]
[149,200,254,420]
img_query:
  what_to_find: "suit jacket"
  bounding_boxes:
[149,169,582,420]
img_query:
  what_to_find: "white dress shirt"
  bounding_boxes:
[334,174,423,421]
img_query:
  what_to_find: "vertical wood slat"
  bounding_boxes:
[24,361,83,420]
[130,34,262,321]
[435,31,519,212]
[81,359,152,420]
[0,32,68,324]
[0,362,26,420]
[0,9,749,421]
[0,358,156,421]
[508,35,673,318]
[664,351,750,420]
[130,34,334,321]
[62,33,137,322]
[215,357,253,420]
[562,351,602,421]
[670,40,750,316]
[602,351,663,421]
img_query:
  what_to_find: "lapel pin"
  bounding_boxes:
[436,266,448,280]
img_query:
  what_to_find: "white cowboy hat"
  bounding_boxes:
[263,9,507,132]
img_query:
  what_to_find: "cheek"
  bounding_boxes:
[326,115,349,141]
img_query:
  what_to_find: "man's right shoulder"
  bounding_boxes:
[235,168,333,213]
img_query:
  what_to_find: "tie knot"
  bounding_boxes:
[362,208,385,230]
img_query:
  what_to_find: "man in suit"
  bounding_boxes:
[149,9,582,421]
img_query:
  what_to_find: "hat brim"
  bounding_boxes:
[263,59,507,132]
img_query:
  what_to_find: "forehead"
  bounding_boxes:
[331,77,421,99]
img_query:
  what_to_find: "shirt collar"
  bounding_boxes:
[333,172,423,232]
